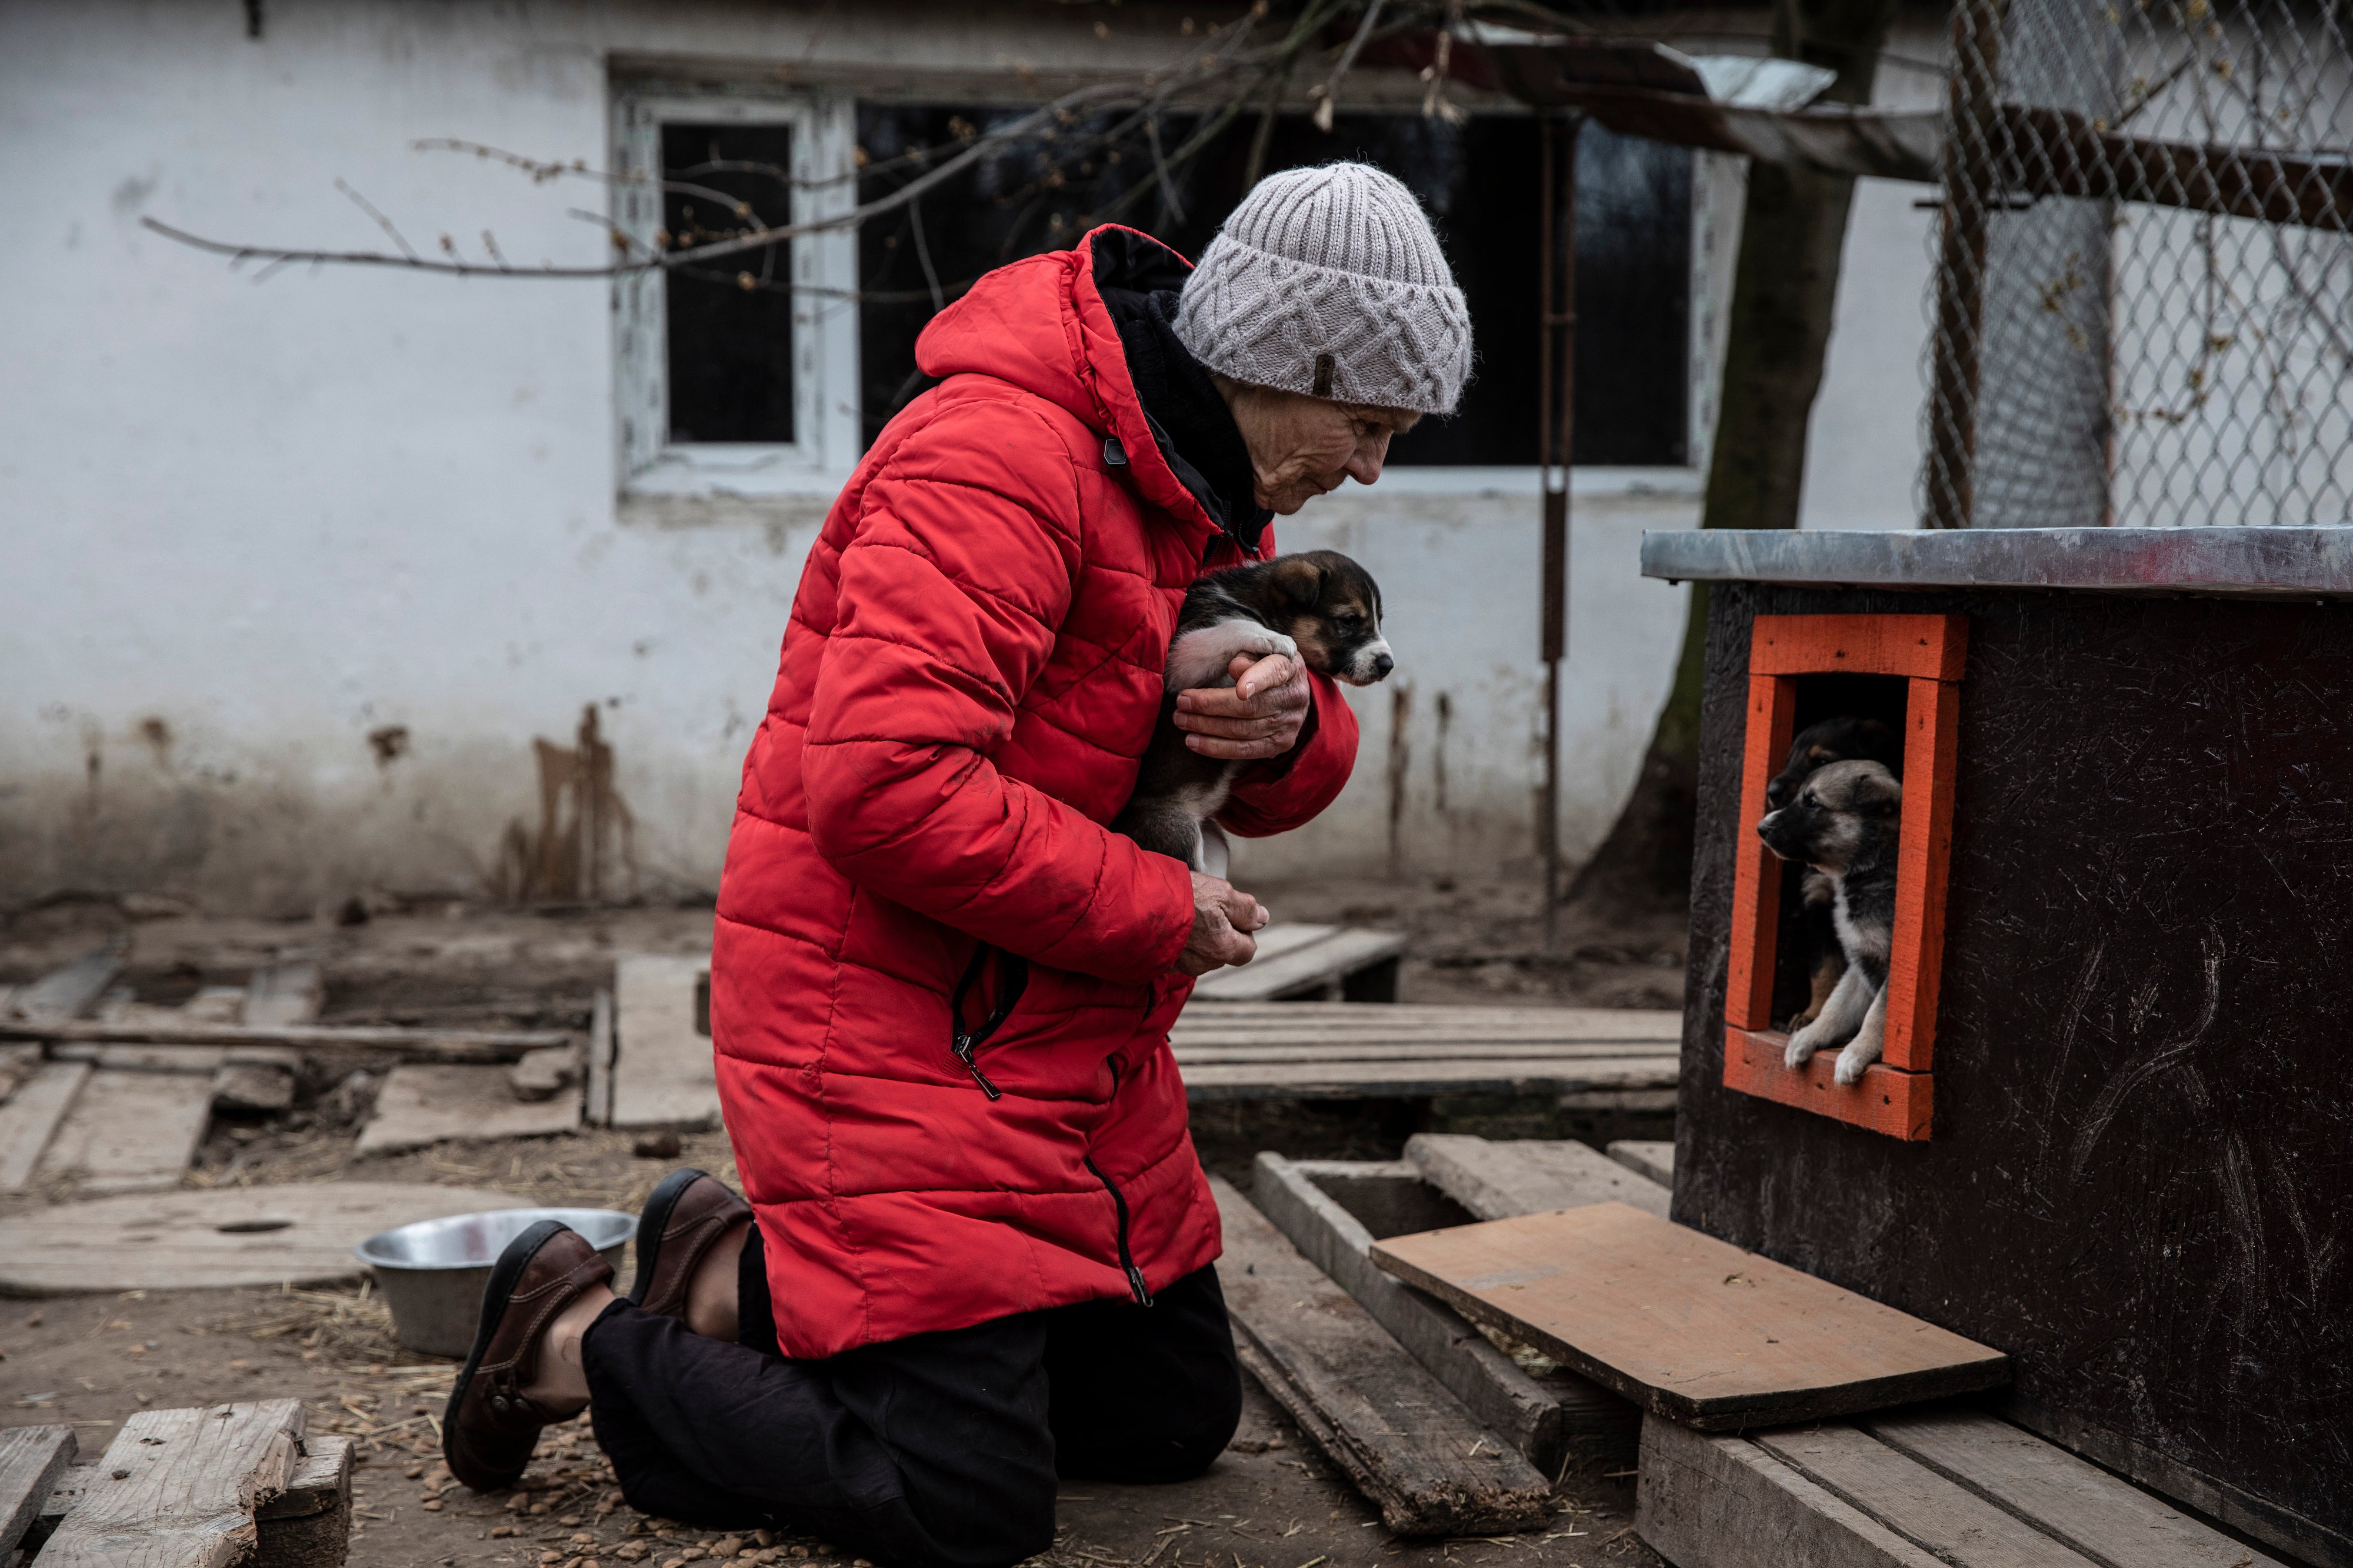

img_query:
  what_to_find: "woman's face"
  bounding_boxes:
[1221,381,1422,515]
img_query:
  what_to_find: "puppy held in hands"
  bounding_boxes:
[1764,718,1902,1027]
[1755,759,1901,1085]
[1113,551,1392,875]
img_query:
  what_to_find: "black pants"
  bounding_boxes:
[581,1227,1242,1568]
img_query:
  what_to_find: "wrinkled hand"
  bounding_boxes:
[1174,871,1270,976]
[1174,652,1311,762]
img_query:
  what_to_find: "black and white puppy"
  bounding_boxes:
[1764,717,1902,1027]
[1755,759,1901,1085]
[1114,551,1392,874]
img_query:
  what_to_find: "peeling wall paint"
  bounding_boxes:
[0,0,1932,911]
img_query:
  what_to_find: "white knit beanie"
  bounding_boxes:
[1172,163,1472,416]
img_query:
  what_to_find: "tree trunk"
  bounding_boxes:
[1562,0,1897,921]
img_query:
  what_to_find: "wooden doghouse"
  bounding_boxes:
[1643,527,2353,1568]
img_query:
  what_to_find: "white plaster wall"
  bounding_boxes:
[0,0,1927,913]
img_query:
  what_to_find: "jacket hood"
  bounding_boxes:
[916,226,1220,538]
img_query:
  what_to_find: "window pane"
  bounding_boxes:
[662,122,795,445]
[854,106,1688,465]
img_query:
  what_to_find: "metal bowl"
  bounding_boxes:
[356,1207,636,1359]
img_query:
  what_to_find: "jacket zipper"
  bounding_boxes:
[948,944,1028,1102]
[1084,1153,1154,1306]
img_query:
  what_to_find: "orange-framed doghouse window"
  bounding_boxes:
[1724,613,1966,1141]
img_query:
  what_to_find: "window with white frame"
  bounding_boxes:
[611,85,861,495]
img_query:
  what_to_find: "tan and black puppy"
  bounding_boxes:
[1765,717,1901,1026]
[1755,758,1901,1085]
[1114,551,1391,874]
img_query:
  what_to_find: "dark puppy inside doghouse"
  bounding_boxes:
[1114,550,1391,874]
[1767,716,1902,1026]
[1757,758,1902,1084]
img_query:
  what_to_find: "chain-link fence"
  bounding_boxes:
[1922,0,2353,527]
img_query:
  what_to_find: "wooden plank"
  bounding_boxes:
[1211,1175,1554,1536]
[506,1044,581,1103]
[1606,1140,1675,1187]
[1753,1424,2099,1567]
[356,1064,581,1155]
[1406,1134,1672,1220]
[1176,1004,1682,1039]
[0,1060,92,1192]
[0,1426,76,1559]
[36,1067,214,1193]
[240,962,324,1029]
[1727,672,1797,1030]
[1637,1414,1949,1568]
[585,987,615,1128]
[1724,1026,1933,1141]
[1192,928,1405,1002]
[41,1399,304,1568]
[181,987,249,1025]
[4,938,128,1025]
[35,1437,349,1557]
[52,1044,228,1073]
[1558,1088,1678,1113]
[1253,1154,1637,1473]
[611,954,721,1130]
[0,1182,528,1295]
[1885,674,1962,1072]
[1749,612,1970,682]
[1182,1055,1677,1102]
[255,1434,352,1521]
[1368,1203,2009,1431]
[1174,1041,1681,1064]
[0,1020,569,1060]
[211,1064,296,1113]
[1861,1409,2287,1568]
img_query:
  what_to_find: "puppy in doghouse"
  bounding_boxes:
[1114,550,1392,874]
[1764,718,1902,1027]
[1756,758,1901,1085]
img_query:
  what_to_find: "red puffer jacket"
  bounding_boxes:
[710,226,1359,1359]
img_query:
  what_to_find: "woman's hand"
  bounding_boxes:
[1174,652,1311,761]
[1174,872,1270,976]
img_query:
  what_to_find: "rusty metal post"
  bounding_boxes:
[1538,115,1581,946]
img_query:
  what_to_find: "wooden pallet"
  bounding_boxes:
[1212,1176,1554,1536]
[1252,1153,1641,1474]
[1372,1203,2010,1432]
[1638,1408,2284,1567]
[1188,923,1404,1002]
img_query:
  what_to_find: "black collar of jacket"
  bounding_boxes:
[1090,229,1272,555]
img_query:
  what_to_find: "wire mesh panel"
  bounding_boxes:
[1923,0,2353,527]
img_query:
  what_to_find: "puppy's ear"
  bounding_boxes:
[1854,763,1903,814]
[1269,554,1325,609]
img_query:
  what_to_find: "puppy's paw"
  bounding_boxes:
[1833,1035,1882,1086]
[1788,1003,1822,1030]
[1784,1029,1822,1069]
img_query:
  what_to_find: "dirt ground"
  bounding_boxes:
[0,885,1677,1568]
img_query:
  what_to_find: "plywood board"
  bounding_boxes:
[1211,1176,1553,1536]
[356,1064,579,1155]
[1405,1134,1672,1220]
[0,1060,91,1192]
[1607,1140,1675,1187]
[36,1067,214,1193]
[1369,1202,2009,1430]
[0,1182,529,1294]
[611,954,720,1130]
[1181,1054,1677,1102]
[41,1399,303,1568]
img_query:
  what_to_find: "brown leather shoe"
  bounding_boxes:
[628,1167,753,1319]
[442,1220,614,1492]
